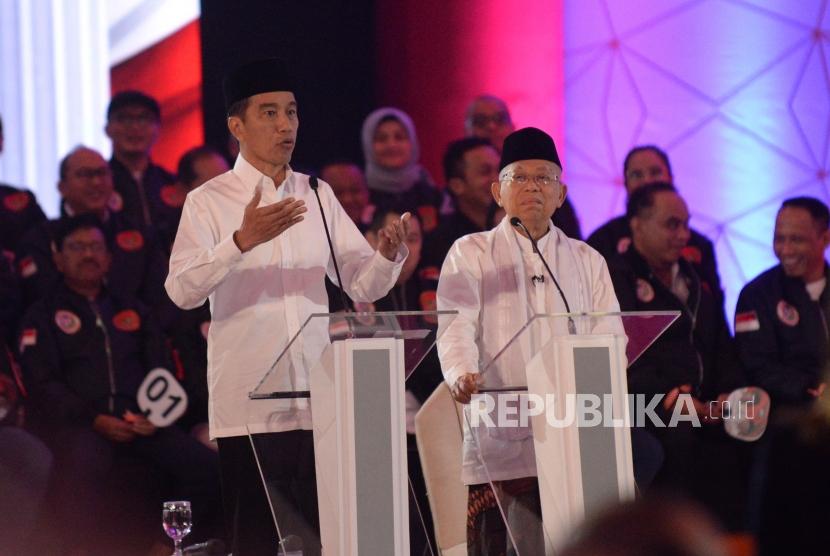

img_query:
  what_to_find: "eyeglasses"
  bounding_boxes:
[72,167,112,180]
[471,112,510,128]
[63,240,107,254]
[501,173,561,188]
[111,113,157,126]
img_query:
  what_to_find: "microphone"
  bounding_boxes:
[510,216,576,334]
[309,176,351,313]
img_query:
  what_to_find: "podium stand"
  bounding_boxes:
[457,311,679,555]
[247,310,456,556]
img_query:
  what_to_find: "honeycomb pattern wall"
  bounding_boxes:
[564,0,829,323]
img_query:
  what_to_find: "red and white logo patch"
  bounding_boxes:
[19,328,37,352]
[113,309,141,332]
[54,310,81,335]
[776,300,799,327]
[417,205,438,233]
[18,256,38,278]
[681,246,702,264]
[200,321,210,340]
[420,290,438,324]
[116,230,144,252]
[419,266,440,282]
[734,310,760,333]
[160,185,186,208]
[616,237,632,254]
[636,278,655,303]
[108,192,124,212]
[3,192,30,212]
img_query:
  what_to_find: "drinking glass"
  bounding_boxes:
[162,500,192,556]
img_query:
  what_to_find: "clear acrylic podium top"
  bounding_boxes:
[249,310,458,400]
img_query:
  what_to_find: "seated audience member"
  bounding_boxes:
[422,137,500,272]
[588,145,722,304]
[735,197,829,408]
[464,94,515,153]
[320,159,373,231]
[17,216,221,553]
[105,91,180,248]
[16,147,169,319]
[361,107,443,233]
[465,95,582,239]
[0,114,47,254]
[178,145,230,194]
[0,340,53,556]
[438,128,621,554]
[608,182,748,528]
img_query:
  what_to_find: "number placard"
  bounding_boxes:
[137,368,188,427]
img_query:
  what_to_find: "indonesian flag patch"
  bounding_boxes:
[735,311,760,333]
[19,328,37,352]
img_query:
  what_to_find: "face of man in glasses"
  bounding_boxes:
[491,160,566,231]
[53,226,111,289]
[59,148,114,216]
[467,97,515,152]
[105,104,160,158]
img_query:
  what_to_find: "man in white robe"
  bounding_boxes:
[166,58,410,555]
[437,127,621,554]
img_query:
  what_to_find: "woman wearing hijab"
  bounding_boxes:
[361,107,444,233]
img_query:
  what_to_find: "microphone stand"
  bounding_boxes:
[510,217,576,334]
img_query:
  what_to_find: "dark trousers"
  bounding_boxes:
[217,431,320,556]
[43,424,222,555]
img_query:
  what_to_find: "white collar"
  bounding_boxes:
[233,154,293,192]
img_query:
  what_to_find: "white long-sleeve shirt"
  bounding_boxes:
[166,155,406,438]
[437,218,621,483]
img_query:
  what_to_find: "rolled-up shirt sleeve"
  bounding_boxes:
[165,194,243,310]
[436,238,482,387]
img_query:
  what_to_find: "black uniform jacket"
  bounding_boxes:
[609,247,744,401]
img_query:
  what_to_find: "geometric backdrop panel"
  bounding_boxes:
[565,0,830,327]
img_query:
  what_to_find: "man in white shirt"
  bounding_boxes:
[166,58,409,556]
[437,127,620,554]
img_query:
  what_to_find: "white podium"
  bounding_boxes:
[457,311,679,554]
[247,310,456,556]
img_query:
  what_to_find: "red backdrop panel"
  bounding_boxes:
[110,20,204,174]
[375,0,564,184]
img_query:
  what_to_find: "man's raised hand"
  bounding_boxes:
[233,186,307,253]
